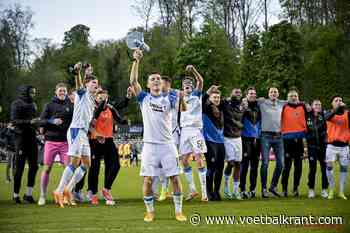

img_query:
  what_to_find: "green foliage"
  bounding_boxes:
[302,25,350,106]
[140,25,179,83]
[175,20,240,95]
[258,21,304,97]
[63,24,90,48]
[240,33,261,91]
[1,3,350,121]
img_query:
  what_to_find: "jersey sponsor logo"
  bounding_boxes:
[335,119,344,126]
[149,102,166,112]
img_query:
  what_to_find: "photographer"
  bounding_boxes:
[10,85,39,204]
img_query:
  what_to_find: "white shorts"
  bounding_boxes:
[140,143,180,177]
[325,144,349,166]
[67,128,91,158]
[179,127,207,155]
[224,137,242,162]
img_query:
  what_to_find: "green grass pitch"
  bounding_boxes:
[0,161,349,233]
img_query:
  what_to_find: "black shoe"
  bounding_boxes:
[23,195,35,204]
[13,196,21,204]
[249,191,256,199]
[208,192,215,201]
[293,190,299,197]
[214,191,222,201]
[283,190,288,197]
[241,191,249,199]
[269,187,281,197]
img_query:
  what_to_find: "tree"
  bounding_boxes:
[1,4,34,69]
[240,32,261,90]
[200,0,239,47]
[176,20,240,95]
[235,0,265,43]
[303,25,350,106]
[60,24,93,86]
[63,24,90,48]
[0,18,17,119]
[258,21,304,97]
[131,0,156,32]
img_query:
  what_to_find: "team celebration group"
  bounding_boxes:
[6,49,350,222]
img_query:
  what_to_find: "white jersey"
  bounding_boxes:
[69,88,95,132]
[138,91,177,144]
[180,90,203,128]
[163,90,179,133]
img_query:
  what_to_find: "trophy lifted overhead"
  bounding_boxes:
[126,31,150,52]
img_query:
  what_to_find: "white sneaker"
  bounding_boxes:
[38,196,46,206]
[86,190,93,202]
[232,192,242,200]
[308,189,315,198]
[106,200,116,206]
[321,189,328,198]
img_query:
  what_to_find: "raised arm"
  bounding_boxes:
[114,86,135,110]
[186,65,203,91]
[74,62,83,90]
[129,49,143,96]
[178,90,187,112]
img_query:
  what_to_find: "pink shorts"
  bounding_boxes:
[43,141,69,166]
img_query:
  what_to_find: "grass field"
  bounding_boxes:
[0,161,349,233]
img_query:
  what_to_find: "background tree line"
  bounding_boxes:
[0,1,349,122]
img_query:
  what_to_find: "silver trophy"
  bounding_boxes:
[126,31,150,52]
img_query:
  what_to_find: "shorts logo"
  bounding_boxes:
[196,139,204,151]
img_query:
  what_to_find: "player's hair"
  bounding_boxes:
[312,99,321,104]
[55,82,67,90]
[148,71,161,80]
[183,76,194,83]
[161,76,172,83]
[268,86,279,92]
[97,89,108,95]
[210,89,221,95]
[149,70,161,75]
[288,86,299,94]
[84,74,98,84]
[246,86,256,93]
[330,95,342,103]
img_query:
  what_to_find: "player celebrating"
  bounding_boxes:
[222,88,244,200]
[325,96,350,200]
[240,87,261,199]
[280,89,307,197]
[53,63,98,207]
[306,99,328,198]
[179,65,208,202]
[202,85,225,201]
[156,76,178,202]
[38,83,73,206]
[87,88,129,205]
[130,49,187,222]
